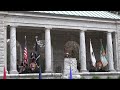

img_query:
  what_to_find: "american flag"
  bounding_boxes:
[23,36,28,64]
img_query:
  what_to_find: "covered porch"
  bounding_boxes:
[6,25,116,74]
[1,11,120,79]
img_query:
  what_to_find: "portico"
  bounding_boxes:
[0,11,119,79]
[6,25,116,74]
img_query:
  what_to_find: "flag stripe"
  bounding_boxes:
[3,66,6,79]
[24,36,28,64]
[100,40,108,67]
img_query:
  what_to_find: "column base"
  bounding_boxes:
[45,70,53,73]
[62,74,81,79]
[109,69,116,72]
[9,70,18,74]
[80,69,88,72]
[6,70,8,74]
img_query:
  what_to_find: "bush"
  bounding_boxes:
[80,77,85,79]
[92,76,100,79]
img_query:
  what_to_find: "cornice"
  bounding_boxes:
[0,11,120,24]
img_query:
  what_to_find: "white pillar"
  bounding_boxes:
[10,26,18,74]
[79,30,87,72]
[4,26,8,73]
[113,32,119,71]
[45,27,52,73]
[107,31,115,72]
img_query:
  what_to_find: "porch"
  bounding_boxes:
[3,11,119,76]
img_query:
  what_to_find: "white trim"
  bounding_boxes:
[0,11,120,24]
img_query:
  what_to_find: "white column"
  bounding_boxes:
[107,31,115,72]
[4,26,8,73]
[113,32,119,71]
[79,30,87,72]
[45,27,52,73]
[10,26,18,74]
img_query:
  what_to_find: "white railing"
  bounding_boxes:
[1,72,120,79]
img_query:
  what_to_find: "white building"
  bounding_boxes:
[0,11,120,79]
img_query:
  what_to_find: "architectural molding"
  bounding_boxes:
[5,21,117,32]
[1,11,118,32]
[1,11,120,24]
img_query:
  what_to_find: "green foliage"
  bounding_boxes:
[92,76,100,79]
[30,76,35,79]
[117,76,120,79]
[80,77,85,79]
[106,76,113,79]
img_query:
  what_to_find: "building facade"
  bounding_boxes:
[0,11,120,79]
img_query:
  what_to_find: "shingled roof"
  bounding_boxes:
[30,11,120,20]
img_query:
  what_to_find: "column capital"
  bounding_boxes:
[45,26,52,30]
[10,25,18,28]
[79,28,87,31]
[107,31,114,33]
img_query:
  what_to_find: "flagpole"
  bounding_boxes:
[69,65,72,79]
[100,38,108,67]
[35,36,42,79]
[100,39,102,45]
[90,38,96,68]
[25,35,26,40]
[25,35,26,46]
[35,36,38,44]
[35,36,38,52]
